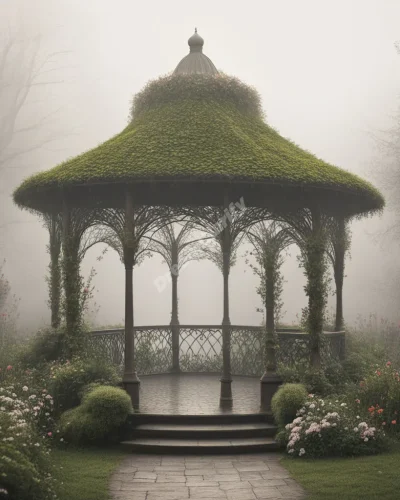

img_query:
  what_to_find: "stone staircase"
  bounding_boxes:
[120,413,279,454]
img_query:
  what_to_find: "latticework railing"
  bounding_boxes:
[89,325,345,376]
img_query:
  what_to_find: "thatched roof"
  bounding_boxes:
[14,70,384,215]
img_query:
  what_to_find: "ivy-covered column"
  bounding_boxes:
[220,191,232,405]
[122,189,140,408]
[61,200,84,356]
[170,243,180,373]
[47,214,62,329]
[333,216,346,332]
[304,208,328,369]
[260,251,282,411]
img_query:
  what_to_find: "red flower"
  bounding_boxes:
[376,370,381,376]
[392,420,397,425]
[387,361,392,367]
[377,409,384,414]
[368,406,375,413]
[6,365,12,371]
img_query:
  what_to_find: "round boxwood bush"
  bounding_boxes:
[83,385,133,426]
[59,385,132,445]
[0,444,55,500]
[271,383,308,429]
[50,358,119,413]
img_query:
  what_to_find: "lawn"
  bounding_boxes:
[282,448,400,500]
[52,447,128,500]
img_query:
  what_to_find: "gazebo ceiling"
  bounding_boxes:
[13,31,384,216]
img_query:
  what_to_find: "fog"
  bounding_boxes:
[1,0,400,332]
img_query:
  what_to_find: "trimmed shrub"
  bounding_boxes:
[59,385,132,445]
[50,358,119,413]
[272,383,308,428]
[83,385,132,426]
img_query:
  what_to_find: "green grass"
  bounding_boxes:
[52,447,127,500]
[282,447,400,500]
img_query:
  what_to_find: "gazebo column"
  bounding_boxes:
[260,260,282,412]
[220,192,232,405]
[170,245,180,372]
[122,190,140,408]
[305,207,327,369]
[334,216,345,332]
[62,199,83,356]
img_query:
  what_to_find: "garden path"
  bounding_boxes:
[109,452,306,499]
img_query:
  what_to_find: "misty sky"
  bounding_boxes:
[1,0,400,331]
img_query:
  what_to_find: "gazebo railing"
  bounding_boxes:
[89,325,345,376]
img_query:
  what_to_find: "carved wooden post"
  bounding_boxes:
[170,243,180,372]
[49,213,62,329]
[122,189,140,408]
[220,190,233,405]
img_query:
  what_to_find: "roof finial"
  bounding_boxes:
[195,27,197,33]
[188,29,204,53]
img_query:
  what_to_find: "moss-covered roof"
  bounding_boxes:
[14,74,384,215]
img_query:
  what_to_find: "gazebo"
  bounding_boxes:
[14,30,384,419]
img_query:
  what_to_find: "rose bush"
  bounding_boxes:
[278,395,388,458]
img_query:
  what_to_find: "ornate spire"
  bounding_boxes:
[174,29,219,76]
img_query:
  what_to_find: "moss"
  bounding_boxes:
[13,74,384,214]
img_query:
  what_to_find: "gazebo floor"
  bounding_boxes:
[136,373,262,415]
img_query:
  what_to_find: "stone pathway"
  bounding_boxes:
[109,453,306,499]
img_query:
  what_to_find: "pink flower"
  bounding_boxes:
[83,288,89,293]
[392,420,397,425]
[355,399,360,404]
[6,365,12,371]
[47,432,52,437]
[386,361,392,367]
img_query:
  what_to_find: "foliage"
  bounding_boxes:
[59,385,132,445]
[0,371,58,500]
[280,395,388,458]
[277,363,334,397]
[50,357,119,413]
[271,383,308,428]
[18,328,67,368]
[14,74,383,215]
[0,261,19,354]
[355,361,400,436]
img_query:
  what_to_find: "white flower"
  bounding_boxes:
[309,403,316,409]
[356,416,360,419]
[332,423,337,427]
[364,438,369,442]
[299,448,306,456]
[344,427,348,431]
[34,443,40,447]
[340,403,346,407]
[22,386,28,392]
[60,438,64,442]
[288,448,294,454]
[353,428,359,432]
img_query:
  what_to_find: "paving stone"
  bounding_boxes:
[253,488,283,499]
[110,454,306,500]
[189,486,228,498]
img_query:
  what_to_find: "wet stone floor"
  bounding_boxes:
[109,453,306,500]
[137,374,261,415]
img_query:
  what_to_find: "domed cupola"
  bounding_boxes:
[174,28,219,76]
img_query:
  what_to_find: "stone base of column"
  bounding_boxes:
[219,377,233,406]
[123,374,140,409]
[260,372,282,413]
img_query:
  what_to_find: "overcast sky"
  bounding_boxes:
[2,0,400,331]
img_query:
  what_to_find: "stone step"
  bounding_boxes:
[128,412,274,426]
[132,422,277,439]
[120,436,280,454]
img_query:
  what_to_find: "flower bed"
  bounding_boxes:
[280,395,388,458]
